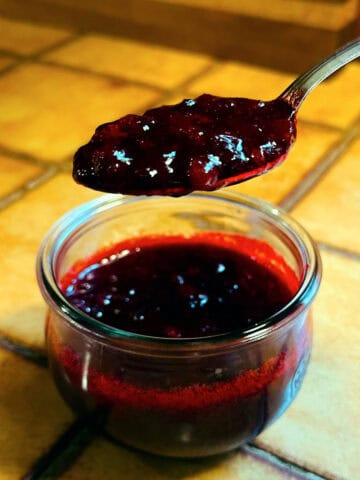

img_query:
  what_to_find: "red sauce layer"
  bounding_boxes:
[51,340,302,412]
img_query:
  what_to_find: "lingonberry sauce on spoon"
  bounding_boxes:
[73,94,296,196]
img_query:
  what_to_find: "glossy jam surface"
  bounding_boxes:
[61,233,298,338]
[73,94,296,196]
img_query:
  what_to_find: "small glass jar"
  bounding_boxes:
[37,191,321,458]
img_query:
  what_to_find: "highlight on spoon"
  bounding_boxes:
[280,37,360,110]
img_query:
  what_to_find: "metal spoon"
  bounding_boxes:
[280,37,360,111]
[74,38,360,196]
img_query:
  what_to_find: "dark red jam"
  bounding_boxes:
[60,233,299,338]
[73,94,296,196]
[48,232,310,456]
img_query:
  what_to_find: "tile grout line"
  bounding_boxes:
[319,241,360,262]
[0,33,217,94]
[279,121,360,212]
[245,443,336,480]
[22,424,339,480]
[294,118,345,134]
[35,44,221,96]
[0,31,85,78]
[0,48,23,58]
[129,62,222,117]
[0,57,25,76]
[27,32,85,60]
[0,166,59,212]
[165,60,222,96]
[0,336,47,367]
[38,58,167,94]
[0,143,62,166]
[22,412,105,480]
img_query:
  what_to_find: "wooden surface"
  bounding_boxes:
[0,0,359,72]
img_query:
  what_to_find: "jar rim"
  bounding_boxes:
[37,191,321,348]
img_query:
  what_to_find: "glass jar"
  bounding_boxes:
[37,191,321,458]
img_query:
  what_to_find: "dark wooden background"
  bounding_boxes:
[0,0,359,72]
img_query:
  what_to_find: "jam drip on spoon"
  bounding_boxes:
[73,94,296,196]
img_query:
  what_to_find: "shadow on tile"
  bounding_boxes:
[66,433,245,480]
[63,433,296,479]
[140,454,230,479]
[105,433,225,478]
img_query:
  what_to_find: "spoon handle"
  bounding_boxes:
[280,38,360,111]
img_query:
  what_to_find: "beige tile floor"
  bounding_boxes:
[257,250,360,480]
[0,348,73,480]
[293,136,360,254]
[0,16,72,56]
[61,438,301,480]
[44,34,213,89]
[0,15,359,480]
